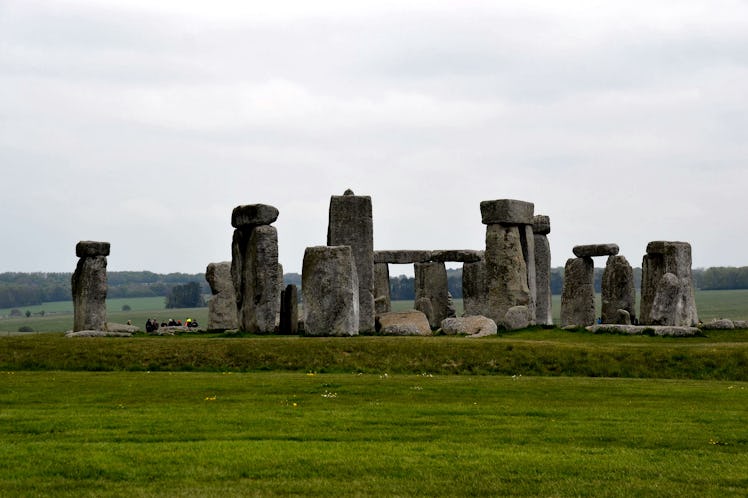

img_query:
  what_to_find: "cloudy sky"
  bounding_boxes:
[1,0,746,275]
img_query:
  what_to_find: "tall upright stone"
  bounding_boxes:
[231,204,280,334]
[414,261,452,329]
[72,241,109,332]
[327,189,375,333]
[601,255,636,324]
[374,263,391,315]
[532,215,553,326]
[279,284,299,334]
[462,257,488,317]
[205,262,238,331]
[640,241,698,326]
[560,257,595,327]
[480,199,536,328]
[302,246,359,336]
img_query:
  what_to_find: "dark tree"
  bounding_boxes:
[165,282,205,309]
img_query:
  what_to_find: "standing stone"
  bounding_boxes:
[414,261,451,329]
[327,190,375,333]
[640,241,698,326]
[205,262,238,331]
[462,258,488,317]
[560,257,595,327]
[484,224,530,325]
[279,284,299,334]
[521,224,537,324]
[72,241,109,332]
[601,255,635,324]
[374,263,391,315]
[533,215,552,326]
[302,246,359,336]
[231,206,280,334]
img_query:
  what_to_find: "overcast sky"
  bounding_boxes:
[1,0,747,275]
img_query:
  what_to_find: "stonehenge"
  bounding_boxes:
[72,241,110,332]
[230,204,281,333]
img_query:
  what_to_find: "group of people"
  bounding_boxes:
[145,318,199,333]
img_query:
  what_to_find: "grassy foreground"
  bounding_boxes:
[0,371,745,497]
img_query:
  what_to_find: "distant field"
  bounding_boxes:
[1,290,747,334]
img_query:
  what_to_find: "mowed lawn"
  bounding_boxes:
[0,371,746,497]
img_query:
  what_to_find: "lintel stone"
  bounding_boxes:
[76,241,110,258]
[231,204,279,228]
[373,250,433,264]
[429,250,483,263]
[480,199,534,225]
[572,243,619,258]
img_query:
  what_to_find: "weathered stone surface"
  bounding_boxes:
[560,257,595,327]
[231,225,280,333]
[65,330,132,338]
[733,320,748,329]
[373,263,391,314]
[376,310,431,336]
[534,232,553,325]
[430,250,483,263]
[572,244,619,258]
[601,255,635,324]
[532,215,551,235]
[107,322,139,333]
[328,193,375,333]
[72,253,108,332]
[501,305,531,330]
[279,284,299,334]
[585,324,701,336]
[700,318,735,330]
[75,241,110,258]
[613,309,632,325]
[485,224,530,324]
[414,261,452,329]
[463,260,488,317]
[231,204,279,228]
[441,316,497,337]
[205,262,238,331]
[302,246,359,336]
[480,199,534,225]
[373,250,433,264]
[414,297,433,325]
[521,224,536,324]
[641,241,698,326]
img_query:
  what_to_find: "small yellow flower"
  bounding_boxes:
[204,395,217,401]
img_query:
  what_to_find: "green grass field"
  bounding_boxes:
[0,371,745,497]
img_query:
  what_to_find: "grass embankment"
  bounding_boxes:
[1,330,746,380]
[0,371,745,497]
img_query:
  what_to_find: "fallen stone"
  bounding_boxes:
[231,204,279,228]
[107,322,139,333]
[700,319,735,330]
[441,316,497,337]
[733,320,748,329]
[586,324,701,336]
[376,310,432,336]
[480,199,534,225]
[75,241,110,258]
[613,309,632,325]
[501,305,530,330]
[65,330,132,338]
[572,244,619,258]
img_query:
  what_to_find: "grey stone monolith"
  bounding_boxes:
[480,199,534,225]
[560,257,595,327]
[205,262,238,331]
[327,190,375,333]
[302,246,359,336]
[640,241,698,326]
[414,261,452,329]
[484,224,530,325]
[521,224,537,323]
[231,211,280,333]
[374,263,391,315]
[601,255,636,324]
[72,241,109,332]
[279,284,298,334]
[462,258,488,317]
[533,215,552,326]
